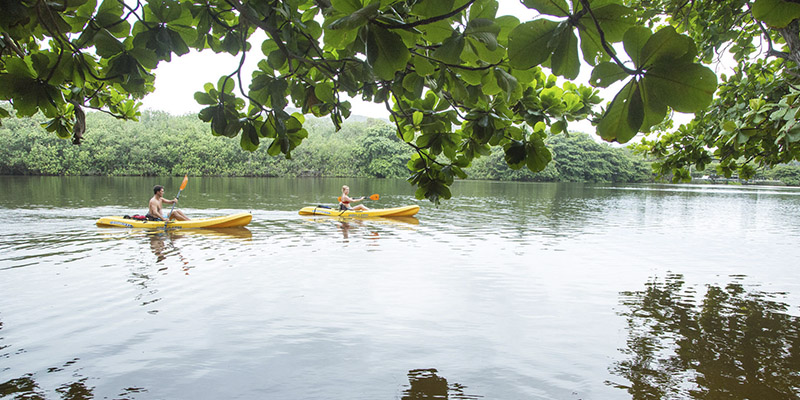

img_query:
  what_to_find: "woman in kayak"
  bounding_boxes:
[339,185,369,211]
[147,185,190,221]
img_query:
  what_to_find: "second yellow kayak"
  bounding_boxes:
[298,205,420,217]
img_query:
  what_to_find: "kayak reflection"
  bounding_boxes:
[147,227,252,263]
[609,274,800,399]
[304,216,419,240]
[401,368,478,399]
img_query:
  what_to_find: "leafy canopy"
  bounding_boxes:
[0,0,796,200]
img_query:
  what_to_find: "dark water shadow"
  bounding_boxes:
[609,274,800,399]
[401,368,482,399]
[0,319,147,399]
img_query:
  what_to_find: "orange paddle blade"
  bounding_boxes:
[369,194,380,201]
[179,174,188,190]
[337,196,342,202]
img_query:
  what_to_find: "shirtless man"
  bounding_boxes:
[148,185,190,221]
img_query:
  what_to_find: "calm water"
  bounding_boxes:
[1,176,799,400]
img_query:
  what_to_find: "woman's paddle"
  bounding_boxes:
[338,193,380,202]
[166,175,188,227]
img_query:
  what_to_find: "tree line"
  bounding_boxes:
[1,110,662,183]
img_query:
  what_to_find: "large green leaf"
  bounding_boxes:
[328,2,380,30]
[433,34,465,64]
[640,26,689,68]
[366,25,410,80]
[597,79,643,143]
[521,0,570,17]
[752,0,800,28]
[582,3,633,43]
[550,28,580,79]
[525,134,552,172]
[622,26,651,68]
[331,0,364,13]
[411,0,455,17]
[469,0,499,20]
[637,77,667,131]
[590,62,627,87]
[464,18,500,51]
[508,19,560,69]
[644,63,717,113]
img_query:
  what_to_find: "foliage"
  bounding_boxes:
[2,0,795,202]
[468,132,653,182]
[0,109,414,177]
[766,164,800,186]
[1,110,658,183]
[632,0,800,183]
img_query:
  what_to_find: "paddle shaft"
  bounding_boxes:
[166,175,188,227]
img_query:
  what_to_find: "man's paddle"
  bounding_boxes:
[338,193,380,202]
[166,174,188,227]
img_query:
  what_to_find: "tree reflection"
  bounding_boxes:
[0,319,143,400]
[401,368,480,399]
[609,274,800,399]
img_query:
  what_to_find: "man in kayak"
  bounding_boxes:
[339,185,369,211]
[147,185,190,221]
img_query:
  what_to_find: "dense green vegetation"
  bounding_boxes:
[469,133,653,183]
[1,110,656,183]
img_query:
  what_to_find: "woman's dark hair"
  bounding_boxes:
[153,185,164,194]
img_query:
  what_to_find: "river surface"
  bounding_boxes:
[1,176,799,400]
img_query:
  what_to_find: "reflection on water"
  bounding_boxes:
[402,369,481,400]
[302,216,417,241]
[3,178,800,399]
[609,274,800,399]
[0,371,145,400]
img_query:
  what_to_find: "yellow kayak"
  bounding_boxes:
[298,205,420,217]
[96,213,252,229]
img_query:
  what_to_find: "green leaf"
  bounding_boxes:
[752,0,800,28]
[590,62,627,87]
[366,25,410,80]
[328,2,380,30]
[644,63,717,113]
[94,29,125,57]
[314,81,335,104]
[469,0,499,20]
[640,26,689,68]
[525,135,552,172]
[413,57,436,76]
[194,91,215,105]
[504,140,526,169]
[597,79,643,143]
[508,19,560,69]
[413,111,423,126]
[240,123,259,151]
[433,34,465,64]
[622,26,652,68]
[550,28,580,79]
[582,4,633,43]
[331,0,364,13]
[494,68,518,101]
[638,77,668,131]
[521,0,570,17]
[418,19,455,43]
[464,18,500,51]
